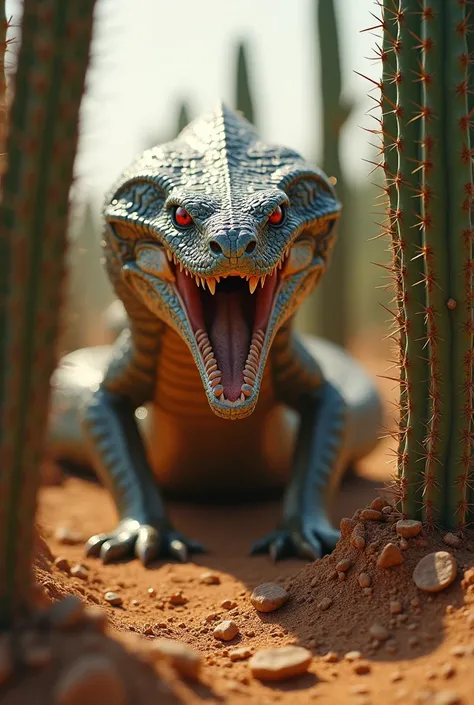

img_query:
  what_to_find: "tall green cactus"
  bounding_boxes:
[0,0,95,629]
[380,0,473,527]
[235,41,256,126]
[301,0,353,346]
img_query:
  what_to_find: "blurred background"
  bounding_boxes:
[5,0,391,368]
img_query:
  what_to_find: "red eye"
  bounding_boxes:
[268,205,285,226]
[173,206,193,228]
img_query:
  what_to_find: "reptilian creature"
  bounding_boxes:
[48,104,382,565]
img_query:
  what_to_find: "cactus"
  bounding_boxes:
[235,41,256,125]
[0,0,95,629]
[301,0,353,346]
[176,99,191,134]
[378,0,473,527]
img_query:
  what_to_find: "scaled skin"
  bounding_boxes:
[48,104,382,565]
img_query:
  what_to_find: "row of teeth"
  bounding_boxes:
[194,328,265,406]
[166,248,291,295]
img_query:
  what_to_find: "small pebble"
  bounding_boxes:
[213,620,239,641]
[440,663,456,679]
[229,646,253,662]
[451,645,468,658]
[350,683,370,694]
[147,588,156,597]
[351,525,366,550]
[358,573,371,588]
[340,517,357,536]
[318,597,332,611]
[369,623,389,641]
[53,654,126,705]
[336,559,352,572]
[54,527,84,545]
[249,646,312,682]
[149,638,201,680]
[433,691,461,705]
[371,497,390,511]
[360,509,383,521]
[391,671,404,682]
[221,599,237,610]
[54,557,70,574]
[396,520,422,539]
[408,636,419,648]
[344,651,362,662]
[104,592,122,607]
[199,572,220,585]
[363,587,373,597]
[443,533,461,549]
[49,596,85,630]
[413,552,457,592]
[70,564,88,581]
[399,538,408,550]
[250,583,288,613]
[390,600,403,615]
[322,651,339,663]
[377,543,404,568]
[169,591,187,605]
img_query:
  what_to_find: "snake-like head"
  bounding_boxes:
[103,104,340,419]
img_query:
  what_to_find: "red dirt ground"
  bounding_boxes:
[4,337,474,704]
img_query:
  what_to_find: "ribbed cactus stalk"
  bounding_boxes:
[0,0,95,629]
[379,0,473,527]
[235,41,256,126]
[313,0,352,347]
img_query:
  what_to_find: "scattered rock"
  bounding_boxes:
[70,564,88,581]
[451,645,468,658]
[199,572,220,585]
[54,527,84,545]
[377,543,404,568]
[396,520,422,539]
[344,651,362,662]
[103,592,122,607]
[318,597,333,611]
[250,583,288,613]
[221,599,238,610]
[336,558,352,572]
[249,646,312,681]
[340,518,357,537]
[169,591,187,605]
[461,568,474,590]
[399,538,409,550]
[413,552,457,593]
[49,596,85,630]
[54,654,126,705]
[54,557,70,574]
[391,671,404,682]
[440,663,456,679]
[322,651,339,663]
[149,638,201,680]
[213,620,239,641]
[390,600,403,615]
[351,524,366,550]
[369,623,389,641]
[360,509,383,521]
[229,646,253,662]
[433,691,461,705]
[358,573,371,588]
[371,497,390,511]
[443,533,461,549]
[147,587,156,597]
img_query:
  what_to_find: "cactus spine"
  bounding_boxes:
[235,41,256,125]
[380,0,473,527]
[0,0,95,628]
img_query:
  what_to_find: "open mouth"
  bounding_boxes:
[171,262,286,405]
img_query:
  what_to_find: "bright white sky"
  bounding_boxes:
[7,0,382,210]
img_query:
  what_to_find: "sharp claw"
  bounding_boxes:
[187,540,207,554]
[135,539,159,566]
[169,539,188,563]
[270,535,290,562]
[84,534,108,558]
[250,532,278,555]
[100,537,134,564]
[296,539,320,562]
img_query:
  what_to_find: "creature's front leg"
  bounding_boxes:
[82,387,205,565]
[252,382,345,560]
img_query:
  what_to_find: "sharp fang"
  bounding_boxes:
[215,275,220,283]
[195,275,200,287]
[165,249,172,261]
[260,276,266,288]
[200,277,206,288]
[219,393,225,402]
[179,262,183,272]
[248,276,259,294]
[240,392,245,402]
[207,278,216,295]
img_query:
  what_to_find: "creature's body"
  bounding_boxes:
[48,105,382,565]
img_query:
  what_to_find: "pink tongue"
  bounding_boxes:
[211,293,250,401]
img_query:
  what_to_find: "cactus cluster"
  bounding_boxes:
[377,0,473,527]
[0,0,95,629]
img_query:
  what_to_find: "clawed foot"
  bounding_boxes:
[85,518,206,566]
[251,517,340,561]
